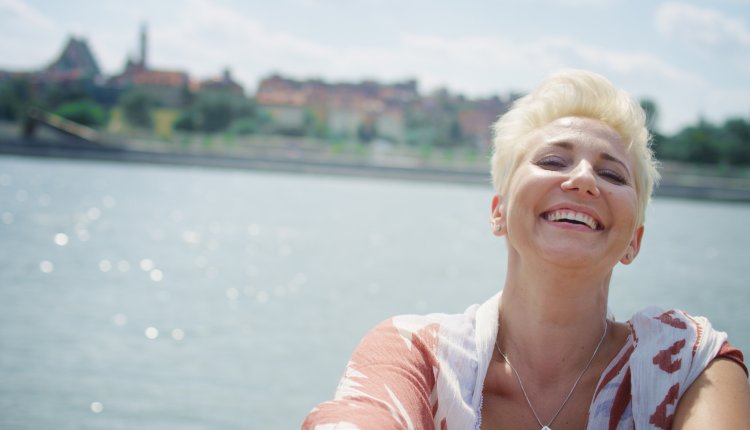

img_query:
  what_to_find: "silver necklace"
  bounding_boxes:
[495,320,607,430]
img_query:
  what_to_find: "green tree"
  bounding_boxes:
[194,94,234,132]
[0,78,33,121]
[55,100,109,127]
[721,118,750,165]
[43,82,89,111]
[661,120,721,164]
[180,92,259,133]
[120,89,154,129]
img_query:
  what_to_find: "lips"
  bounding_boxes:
[542,209,603,230]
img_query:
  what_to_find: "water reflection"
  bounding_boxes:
[87,207,101,221]
[144,327,159,339]
[112,314,127,326]
[171,328,185,341]
[90,402,103,413]
[98,260,112,272]
[53,233,68,246]
[117,260,130,272]
[39,260,53,273]
[149,269,163,282]
[3,157,748,430]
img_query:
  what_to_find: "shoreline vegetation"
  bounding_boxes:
[1,119,749,202]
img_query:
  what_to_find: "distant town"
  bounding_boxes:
[1,24,748,172]
[0,24,510,151]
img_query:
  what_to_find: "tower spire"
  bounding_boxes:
[140,22,148,70]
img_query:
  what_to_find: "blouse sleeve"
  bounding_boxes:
[716,341,748,377]
[302,317,441,430]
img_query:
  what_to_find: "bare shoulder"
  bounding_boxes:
[673,358,750,429]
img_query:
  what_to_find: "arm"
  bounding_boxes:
[301,318,441,430]
[672,358,750,429]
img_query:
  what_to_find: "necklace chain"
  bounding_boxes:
[495,320,607,430]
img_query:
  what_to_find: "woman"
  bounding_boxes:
[302,70,750,429]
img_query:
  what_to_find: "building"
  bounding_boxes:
[255,74,417,142]
[109,24,190,108]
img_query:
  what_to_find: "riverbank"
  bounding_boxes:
[1,122,749,202]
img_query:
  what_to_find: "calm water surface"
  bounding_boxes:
[0,156,748,429]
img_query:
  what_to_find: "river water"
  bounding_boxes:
[0,155,748,429]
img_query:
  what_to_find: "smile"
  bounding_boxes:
[542,209,602,230]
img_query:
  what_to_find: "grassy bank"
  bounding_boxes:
[1,120,749,201]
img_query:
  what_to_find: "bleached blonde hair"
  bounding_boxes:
[490,69,660,226]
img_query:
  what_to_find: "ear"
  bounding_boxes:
[490,194,506,236]
[620,225,644,265]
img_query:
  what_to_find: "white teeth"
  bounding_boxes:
[544,210,599,230]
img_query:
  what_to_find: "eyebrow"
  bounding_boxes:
[547,141,631,177]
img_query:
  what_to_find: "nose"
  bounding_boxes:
[561,160,600,197]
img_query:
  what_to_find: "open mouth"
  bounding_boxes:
[542,209,603,231]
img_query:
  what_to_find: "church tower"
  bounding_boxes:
[139,23,148,70]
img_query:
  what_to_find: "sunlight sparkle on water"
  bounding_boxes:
[113,314,128,326]
[77,229,91,242]
[90,402,103,413]
[117,260,130,272]
[99,260,112,272]
[140,259,154,271]
[39,260,54,273]
[150,269,163,282]
[171,328,185,341]
[54,233,69,246]
[226,287,240,301]
[257,291,270,304]
[182,230,201,244]
[87,207,101,221]
[145,327,159,339]
[247,224,260,236]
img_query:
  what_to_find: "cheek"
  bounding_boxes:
[611,191,639,224]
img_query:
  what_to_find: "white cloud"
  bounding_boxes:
[130,0,704,128]
[655,2,750,50]
[0,0,54,30]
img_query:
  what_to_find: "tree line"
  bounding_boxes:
[0,77,748,166]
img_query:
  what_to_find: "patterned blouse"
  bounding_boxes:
[303,293,745,429]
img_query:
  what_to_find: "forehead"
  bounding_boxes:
[529,116,627,156]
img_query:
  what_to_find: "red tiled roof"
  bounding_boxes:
[133,70,188,87]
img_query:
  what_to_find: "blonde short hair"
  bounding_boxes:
[490,69,660,226]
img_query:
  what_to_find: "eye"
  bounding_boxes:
[535,156,567,169]
[598,169,627,185]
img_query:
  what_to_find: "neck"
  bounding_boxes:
[498,250,612,381]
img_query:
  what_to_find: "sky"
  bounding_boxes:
[1,0,749,134]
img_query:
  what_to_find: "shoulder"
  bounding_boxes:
[302,305,483,430]
[626,307,746,428]
[628,307,726,360]
[355,304,481,368]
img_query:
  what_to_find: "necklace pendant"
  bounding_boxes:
[541,427,551,430]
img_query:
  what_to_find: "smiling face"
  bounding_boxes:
[495,116,644,269]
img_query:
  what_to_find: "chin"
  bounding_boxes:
[538,245,607,268]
